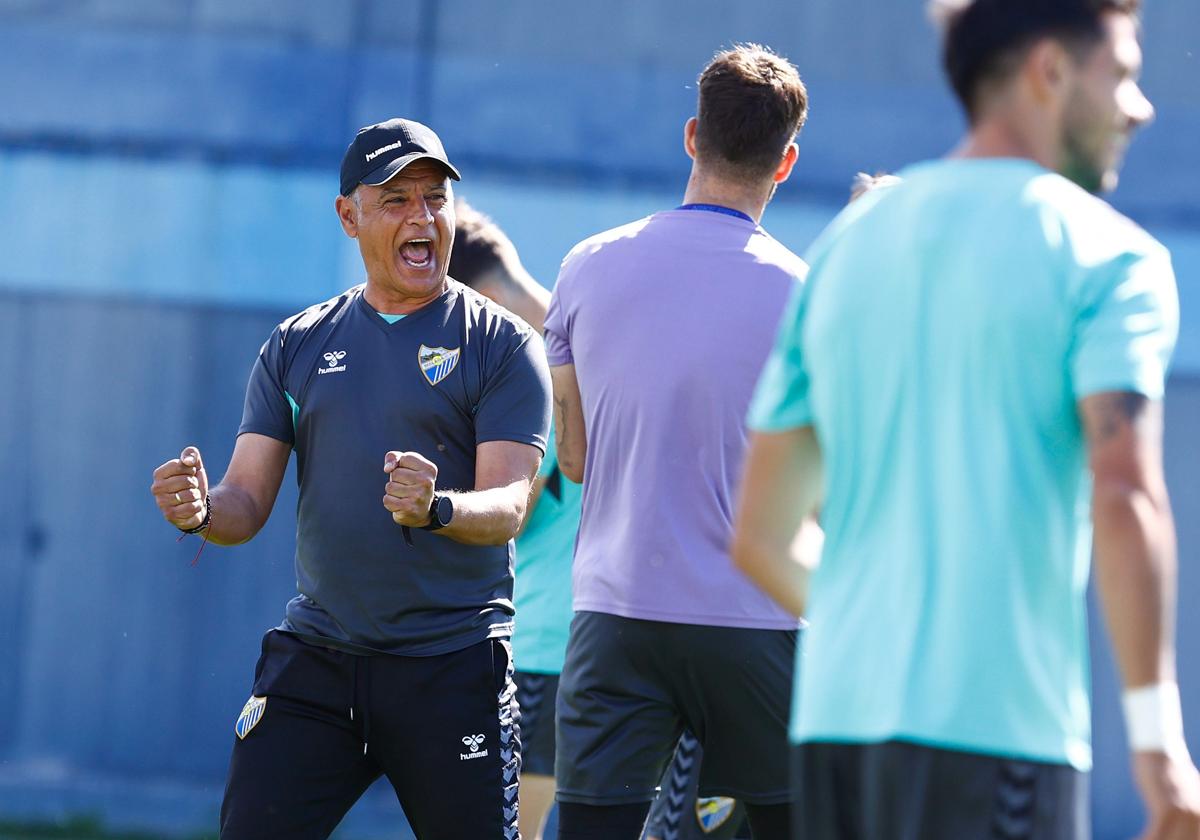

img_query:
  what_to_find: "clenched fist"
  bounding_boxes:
[1134,751,1200,840]
[383,451,437,527]
[151,446,210,531]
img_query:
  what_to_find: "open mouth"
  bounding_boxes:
[400,238,434,268]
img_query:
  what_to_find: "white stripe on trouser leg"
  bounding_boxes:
[663,732,700,840]
[498,641,521,840]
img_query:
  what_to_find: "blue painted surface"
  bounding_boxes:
[1,0,1200,836]
[2,148,1198,376]
[0,0,1197,222]
[0,292,415,838]
[0,151,347,308]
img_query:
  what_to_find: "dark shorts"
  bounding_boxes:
[513,670,558,777]
[644,731,751,840]
[556,611,796,806]
[793,740,1089,840]
[219,630,520,840]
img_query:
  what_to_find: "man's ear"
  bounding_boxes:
[1025,37,1074,108]
[683,117,699,161]
[335,193,359,239]
[773,143,799,184]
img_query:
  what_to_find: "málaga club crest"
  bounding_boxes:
[696,796,737,833]
[418,344,461,386]
[235,695,267,740]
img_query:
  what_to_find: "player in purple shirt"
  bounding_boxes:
[543,45,809,839]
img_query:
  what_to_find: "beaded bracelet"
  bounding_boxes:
[179,494,212,535]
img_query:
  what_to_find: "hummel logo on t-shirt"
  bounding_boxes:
[319,350,347,375]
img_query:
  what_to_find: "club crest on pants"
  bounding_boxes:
[235,695,267,739]
[696,796,736,833]
[418,345,460,386]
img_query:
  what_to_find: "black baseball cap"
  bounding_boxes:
[339,118,461,196]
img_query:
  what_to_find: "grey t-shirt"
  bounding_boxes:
[239,281,551,656]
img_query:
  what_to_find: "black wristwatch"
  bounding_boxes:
[423,493,454,531]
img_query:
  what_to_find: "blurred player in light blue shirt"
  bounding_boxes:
[450,199,581,840]
[733,2,1200,838]
[513,427,579,676]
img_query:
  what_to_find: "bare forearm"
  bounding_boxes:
[203,482,271,546]
[437,485,528,545]
[550,365,586,483]
[732,532,809,618]
[384,442,539,545]
[517,475,548,537]
[1081,392,1200,826]
[555,394,585,482]
[1094,480,1178,687]
[154,436,287,547]
[731,427,823,618]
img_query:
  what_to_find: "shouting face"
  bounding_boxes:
[338,159,457,310]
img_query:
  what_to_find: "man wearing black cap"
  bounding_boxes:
[150,118,552,839]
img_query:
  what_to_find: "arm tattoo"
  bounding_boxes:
[554,393,570,451]
[1087,392,1148,444]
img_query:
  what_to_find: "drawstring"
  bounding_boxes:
[350,655,371,756]
[362,657,371,755]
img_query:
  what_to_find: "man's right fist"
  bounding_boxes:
[152,446,210,531]
[383,450,438,528]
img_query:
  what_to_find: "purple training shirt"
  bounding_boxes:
[544,208,806,629]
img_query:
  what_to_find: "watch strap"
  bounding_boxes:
[422,494,450,531]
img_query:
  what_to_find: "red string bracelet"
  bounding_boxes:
[176,494,212,566]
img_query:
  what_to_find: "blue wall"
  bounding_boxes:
[0,292,412,838]
[2,1,1200,837]
[2,0,1197,221]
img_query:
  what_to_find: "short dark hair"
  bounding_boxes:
[449,199,509,289]
[694,44,808,179]
[938,0,1141,122]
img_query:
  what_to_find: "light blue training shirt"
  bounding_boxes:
[749,158,1178,770]
[512,425,581,674]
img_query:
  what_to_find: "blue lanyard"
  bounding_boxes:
[676,203,755,223]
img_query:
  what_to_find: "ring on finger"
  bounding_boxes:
[173,492,183,503]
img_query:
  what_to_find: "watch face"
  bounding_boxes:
[434,494,453,527]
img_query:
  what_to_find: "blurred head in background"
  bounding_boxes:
[683,44,808,208]
[934,0,1153,192]
[450,198,550,333]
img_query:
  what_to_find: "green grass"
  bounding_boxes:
[0,817,215,840]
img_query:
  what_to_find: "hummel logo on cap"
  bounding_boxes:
[340,118,462,196]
